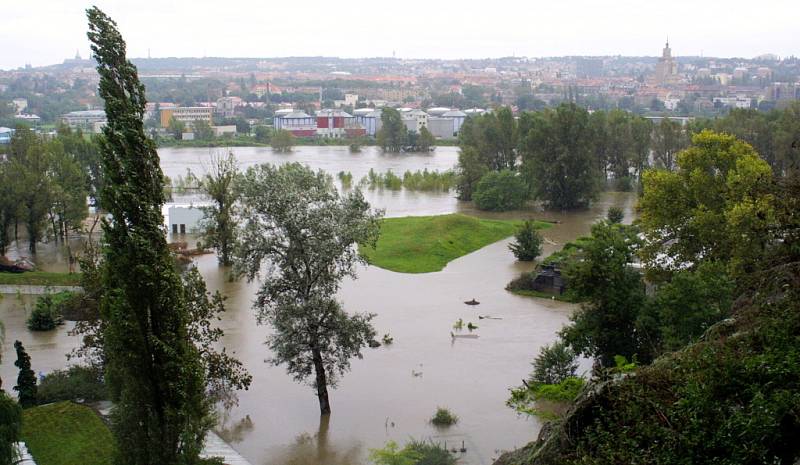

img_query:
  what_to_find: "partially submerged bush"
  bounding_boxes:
[531,341,579,385]
[430,407,458,426]
[370,440,455,465]
[509,220,544,261]
[606,206,624,224]
[507,376,585,418]
[473,170,528,211]
[27,291,73,330]
[36,365,107,404]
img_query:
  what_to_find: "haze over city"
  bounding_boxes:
[3,0,800,69]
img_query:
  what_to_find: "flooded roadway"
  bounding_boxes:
[0,145,636,465]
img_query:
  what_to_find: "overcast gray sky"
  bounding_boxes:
[3,0,799,70]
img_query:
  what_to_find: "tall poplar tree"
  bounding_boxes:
[86,8,209,464]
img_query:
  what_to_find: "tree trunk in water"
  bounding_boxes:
[312,347,331,415]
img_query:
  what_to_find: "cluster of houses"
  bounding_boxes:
[274,107,481,139]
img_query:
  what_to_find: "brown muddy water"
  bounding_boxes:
[0,145,637,465]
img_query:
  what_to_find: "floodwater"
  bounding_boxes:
[0,145,637,465]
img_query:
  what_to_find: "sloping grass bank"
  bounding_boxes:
[361,213,551,273]
[21,401,115,465]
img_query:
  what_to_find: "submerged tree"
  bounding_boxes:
[509,220,544,261]
[236,163,382,415]
[87,7,210,463]
[199,151,240,266]
[376,108,407,152]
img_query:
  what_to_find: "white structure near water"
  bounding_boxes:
[166,205,206,235]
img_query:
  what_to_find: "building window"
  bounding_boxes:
[172,224,178,234]
[180,224,186,234]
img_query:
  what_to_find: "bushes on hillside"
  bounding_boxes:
[473,170,528,211]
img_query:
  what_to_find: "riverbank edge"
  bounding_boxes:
[0,285,82,295]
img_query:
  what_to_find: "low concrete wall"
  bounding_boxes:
[0,285,82,295]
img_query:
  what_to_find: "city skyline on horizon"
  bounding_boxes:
[3,0,799,70]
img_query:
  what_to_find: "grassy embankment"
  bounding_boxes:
[0,271,82,286]
[360,213,551,273]
[21,401,115,465]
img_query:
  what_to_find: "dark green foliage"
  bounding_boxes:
[455,107,518,199]
[509,220,544,261]
[606,207,624,224]
[87,7,211,464]
[253,125,271,143]
[14,341,38,408]
[416,126,436,152]
[531,341,579,385]
[27,291,71,331]
[377,108,408,152]
[0,392,22,464]
[270,129,294,152]
[430,407,458,426]
[473,170,528,211]
[638,262,734,353]
[560,222,647,368]
[520,104,601,210]
[370,440,456,465]
[36,365,108,404]
[455,147,489,200]
[496,145,800,465]
[458,107,518,171]
[199,151,240,266]
[515,271,800,465]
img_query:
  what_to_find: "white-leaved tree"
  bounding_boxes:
[235,162,383,415]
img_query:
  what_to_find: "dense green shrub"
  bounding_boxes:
[27,291,72,330]
[36,365,107,404]
[14,341,37,408]
[531,341,579,385]
[370,440,456,465]
[509,220,544,261]
[473,170,528,211]
[606,207,624,224]
[430,407,458,426]
[507,377,586,419]
[0,392,22,464]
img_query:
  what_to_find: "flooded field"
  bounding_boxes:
[0,146,636,465]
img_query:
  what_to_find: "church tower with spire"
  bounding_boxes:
[655,38,678,84]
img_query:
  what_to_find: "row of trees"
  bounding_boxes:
[456,102,800,212]
[0,126,100,253]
